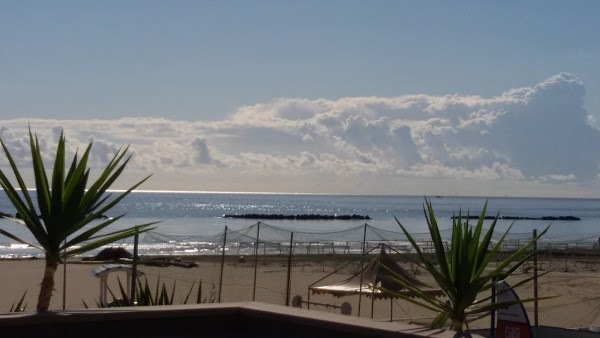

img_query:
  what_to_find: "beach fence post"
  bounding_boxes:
[371,289,375,319]
[533,228,538,327]
[218,226,227,303]
[358,223,367,317]
[285,232,294,306]
[63,239,67,310]
[490,277,496,338]
[253,222,261,301]
[130,230,139,304]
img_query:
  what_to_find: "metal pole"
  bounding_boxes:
[131,231,139,304]
[253,222,261,301]
[533,228,538,327]
[285,232,294,306]
[358,223,367,317]
[62,239,67,310]
[491,277,496,338]
[371,290,375,319]
[218,226,228,303]
[390,298,393,322]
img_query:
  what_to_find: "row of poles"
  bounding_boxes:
[124,223,296,305]
[60,222,344,309]
[217,224,296,305]
[60,223,541,327]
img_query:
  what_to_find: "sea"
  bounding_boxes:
[1,192,600,258]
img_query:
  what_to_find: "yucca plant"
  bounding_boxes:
[382,198,549,332]
[0,129,158,311]
[131,275,177,306]
[84,276,214,308]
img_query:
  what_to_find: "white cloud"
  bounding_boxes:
[537,174,577,183]
[0,73,598,196]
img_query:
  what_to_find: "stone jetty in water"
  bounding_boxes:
[223,213,371,220]
[450,215,580,221]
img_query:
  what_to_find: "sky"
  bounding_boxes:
[1,1,600,197]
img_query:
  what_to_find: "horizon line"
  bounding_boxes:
[2,188,598,200]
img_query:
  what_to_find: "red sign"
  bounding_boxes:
[497,321,531,338]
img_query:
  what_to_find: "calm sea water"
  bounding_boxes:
[1,192,600,257]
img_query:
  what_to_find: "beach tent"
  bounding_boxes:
[310,246,442,299]
[308,244,443,319]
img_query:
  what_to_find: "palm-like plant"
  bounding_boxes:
[0,129,157,311]
[83,277,216,308]
[383,198,549,332]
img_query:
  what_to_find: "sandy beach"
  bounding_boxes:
[1,252,600,331]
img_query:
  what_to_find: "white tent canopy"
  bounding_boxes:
[310,246,443,300]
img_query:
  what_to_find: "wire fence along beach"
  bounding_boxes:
[4,222,600,329]
[132,221,600,258]
[123,222,600,329]
[4,220,600,259]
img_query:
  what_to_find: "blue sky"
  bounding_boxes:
[1,1,600,196]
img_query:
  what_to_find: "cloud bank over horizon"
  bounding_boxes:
[1,73,598,196]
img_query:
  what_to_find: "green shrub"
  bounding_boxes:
[382,198,550,332]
